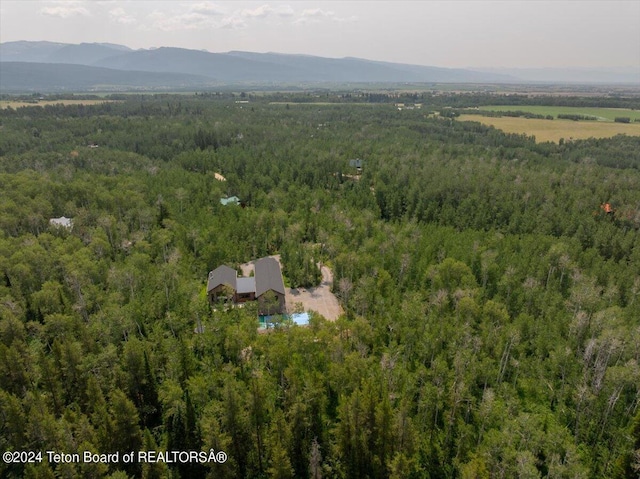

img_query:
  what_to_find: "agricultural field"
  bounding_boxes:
[473,105,640,122]
[0,99,118,109]
[457,114,640,142]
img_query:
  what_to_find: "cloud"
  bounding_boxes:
[109,7,135,25]
[146,2,233,31]
[219,15,247,29]
[218,3,284,30]
[147,2,274,31]
[274,5,294,17]
[226,4,295,27]
[241,4,272,18]
[149,6,218,31]
[293,8,355,25]
[190,2,225,16]
[144,2,323,32]
[301,8,335,18]
[40,1,90,18]
[149,12,203,31]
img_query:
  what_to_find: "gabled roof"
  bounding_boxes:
[207,265,237,293]
[236,277,256,294]
[254,257,285,296]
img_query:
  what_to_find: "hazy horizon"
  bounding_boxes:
[1,1,639,71]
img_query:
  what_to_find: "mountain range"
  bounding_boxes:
[1,41,638,92]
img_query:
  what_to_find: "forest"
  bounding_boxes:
[0,92,639,479]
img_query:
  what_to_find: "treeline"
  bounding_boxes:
[454,109,554,119]
[428,92,640,110]
[347,91,640,110]
[557,113,598,121]
[0,95,639,478]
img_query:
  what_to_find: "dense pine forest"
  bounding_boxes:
[1,93,639,479]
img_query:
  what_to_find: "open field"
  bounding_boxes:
[0,99,119,109]
[458,114,640,143]
[475,105,640,121]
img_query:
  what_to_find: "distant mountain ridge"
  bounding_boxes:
[0,62,214,92]
[0,41,518,91]
[1,41,637,92]
[0,42,138,76]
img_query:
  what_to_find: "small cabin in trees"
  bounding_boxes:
[349,158,364,172]
[601,203,614,215]
[49,216,73,230]
[348,158,364,175]
[207,257,286,314]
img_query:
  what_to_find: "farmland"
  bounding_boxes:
[457,114,640,142]
[0,99,118,109]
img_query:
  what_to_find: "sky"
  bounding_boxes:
[1,0,639,69]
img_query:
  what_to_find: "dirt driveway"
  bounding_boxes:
[240,256,343,321]
[286,264,343,321]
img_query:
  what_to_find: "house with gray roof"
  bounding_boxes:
[236,277,257,302]
[207,256,286,314]
[207,265,238,303]
[254,257,286,315]
[348,159,364,173]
